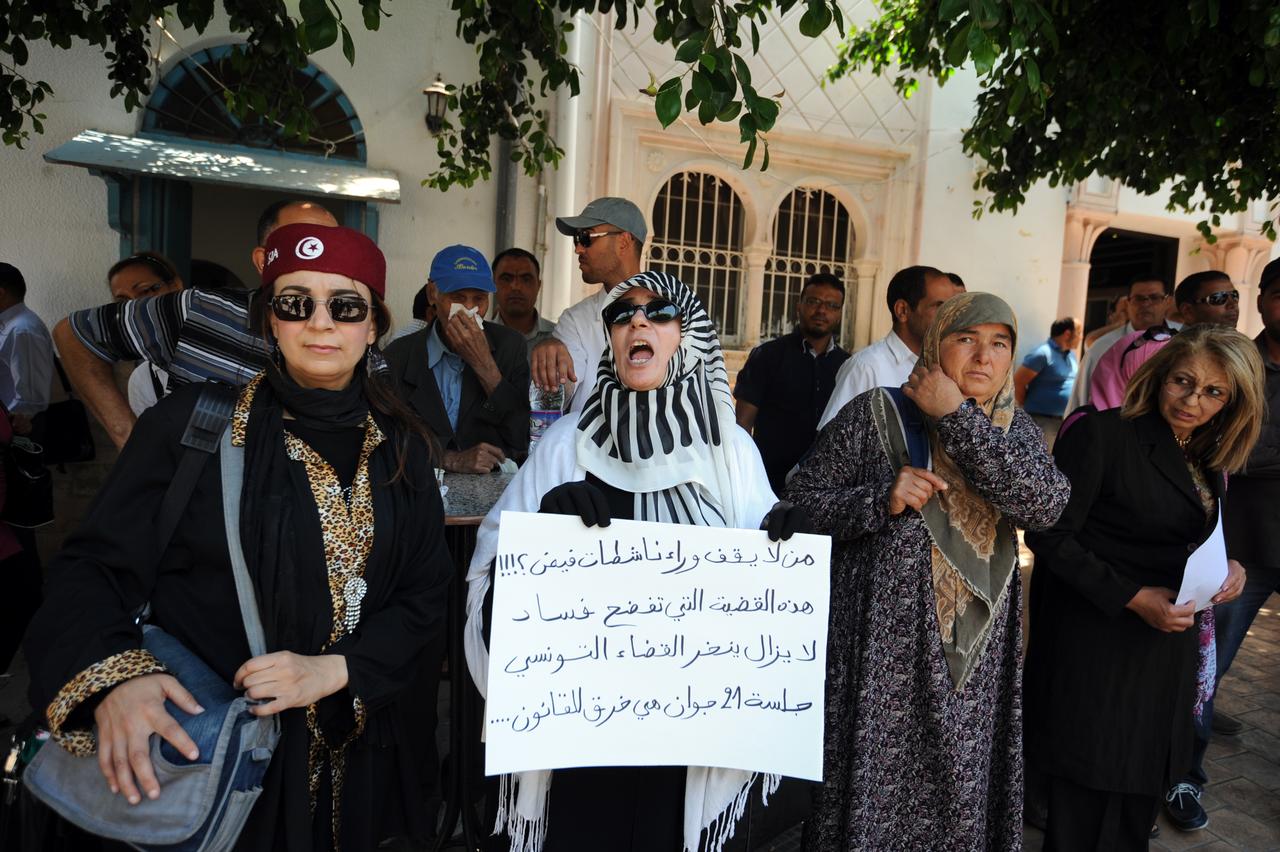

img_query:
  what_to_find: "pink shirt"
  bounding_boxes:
[1089,329,1174,410]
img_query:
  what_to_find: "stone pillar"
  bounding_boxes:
[1057,207,1115,322]
[850,258,881,349]
[741,244,771,348]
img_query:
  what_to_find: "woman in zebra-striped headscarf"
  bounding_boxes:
[464,269,804,852]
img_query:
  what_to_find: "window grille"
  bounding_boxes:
[762,189,856,344]
[648,172,747,345]
[143,45,366,162]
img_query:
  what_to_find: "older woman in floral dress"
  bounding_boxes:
[788,292,1070,851]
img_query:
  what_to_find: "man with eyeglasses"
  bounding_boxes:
[1175,270,1240,328]
[1158,260,1280,834]
[529,197,646,412]
[384,245,530,473]
[817,265,961,430]
[52,199,338,448]
[1067,274,1178,412]
[733,273,850,493]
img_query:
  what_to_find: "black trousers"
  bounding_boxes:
[1044,774,1157,852]
[0,526,42,674]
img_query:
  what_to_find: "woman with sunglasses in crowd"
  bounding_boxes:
[1025,324,1264,850]
[463,269,806,852]
[25,224,452,851]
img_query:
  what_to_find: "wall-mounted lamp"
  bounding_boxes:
[423,75,450,137]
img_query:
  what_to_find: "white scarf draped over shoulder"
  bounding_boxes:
[464,270,781,852]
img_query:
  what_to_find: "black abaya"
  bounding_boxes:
[24,381,452,852]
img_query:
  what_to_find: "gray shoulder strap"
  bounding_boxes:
[219,427,268,658]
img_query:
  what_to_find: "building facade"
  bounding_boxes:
[1,0,1272,367]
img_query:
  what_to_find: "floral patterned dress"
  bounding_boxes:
[787,393,1070,851]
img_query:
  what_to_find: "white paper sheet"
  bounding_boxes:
[1176,507,1227,612]
[484,511,831,781]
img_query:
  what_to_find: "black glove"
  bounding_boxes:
[761,501,809,542]
[538,480,612,528]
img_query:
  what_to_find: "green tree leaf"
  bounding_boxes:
[799,3,832,38]
[300,0,329,24]
[655,80,682,127]
[675,38,703,63]
[340,24,355,64]
[306,17,339,51]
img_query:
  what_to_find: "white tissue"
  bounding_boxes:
[449,302,485,330]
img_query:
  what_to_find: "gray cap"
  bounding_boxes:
[555,197,648,243]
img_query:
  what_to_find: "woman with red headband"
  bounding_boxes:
[25,224,451,851]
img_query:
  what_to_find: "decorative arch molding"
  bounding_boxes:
[759,187,858,344]
[143,43,366,162]
[1056,205,1117,319]
[610,100,918,349]
[644,160,759,247]
[647,169,749,344]
[760,178,872,262]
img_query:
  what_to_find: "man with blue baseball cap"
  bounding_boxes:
[385,245,530,472]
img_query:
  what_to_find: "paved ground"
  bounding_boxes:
[1025,593,1280,852]
[7,595,1280,851]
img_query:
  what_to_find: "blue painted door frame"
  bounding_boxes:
[101,173,380,271]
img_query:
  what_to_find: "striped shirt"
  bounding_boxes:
[68,288,267,389]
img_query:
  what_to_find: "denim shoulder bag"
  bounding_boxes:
[25,382,281,851]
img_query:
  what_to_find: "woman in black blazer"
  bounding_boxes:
[1025,324,1265,851]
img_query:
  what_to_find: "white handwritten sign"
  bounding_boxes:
[485,511,831,781]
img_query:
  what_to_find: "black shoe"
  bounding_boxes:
[1213,711,1244,735]
[1166,782,1209,831]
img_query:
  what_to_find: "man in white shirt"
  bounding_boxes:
[1066,274,1176,412]
[817,265,960,429]
[529,197,646,412]
[0,262,54,435]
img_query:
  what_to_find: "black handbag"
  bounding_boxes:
[2,435,53,529]
[33,360,94,467]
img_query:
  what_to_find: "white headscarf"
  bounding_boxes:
[464,271,779,852]
[575,269,738,524]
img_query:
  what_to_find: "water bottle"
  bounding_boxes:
[529,381,567,450]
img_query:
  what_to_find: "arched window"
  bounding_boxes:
[648,172,747,344]
[762,189,856,342]
[143,45,366,161]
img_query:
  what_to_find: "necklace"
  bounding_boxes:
[1174,432,1192,451]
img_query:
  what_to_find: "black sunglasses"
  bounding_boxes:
[572,229,624,249]
[602,297,682,326]
[1192,289,1240,306]
[270,294,370,323]
[1119,324,1176,358]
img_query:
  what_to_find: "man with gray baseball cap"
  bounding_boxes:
[531,197,647,411]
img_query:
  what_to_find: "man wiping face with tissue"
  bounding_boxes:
[384,244,532,473]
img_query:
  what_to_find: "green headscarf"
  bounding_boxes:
[872,291,1019,690]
